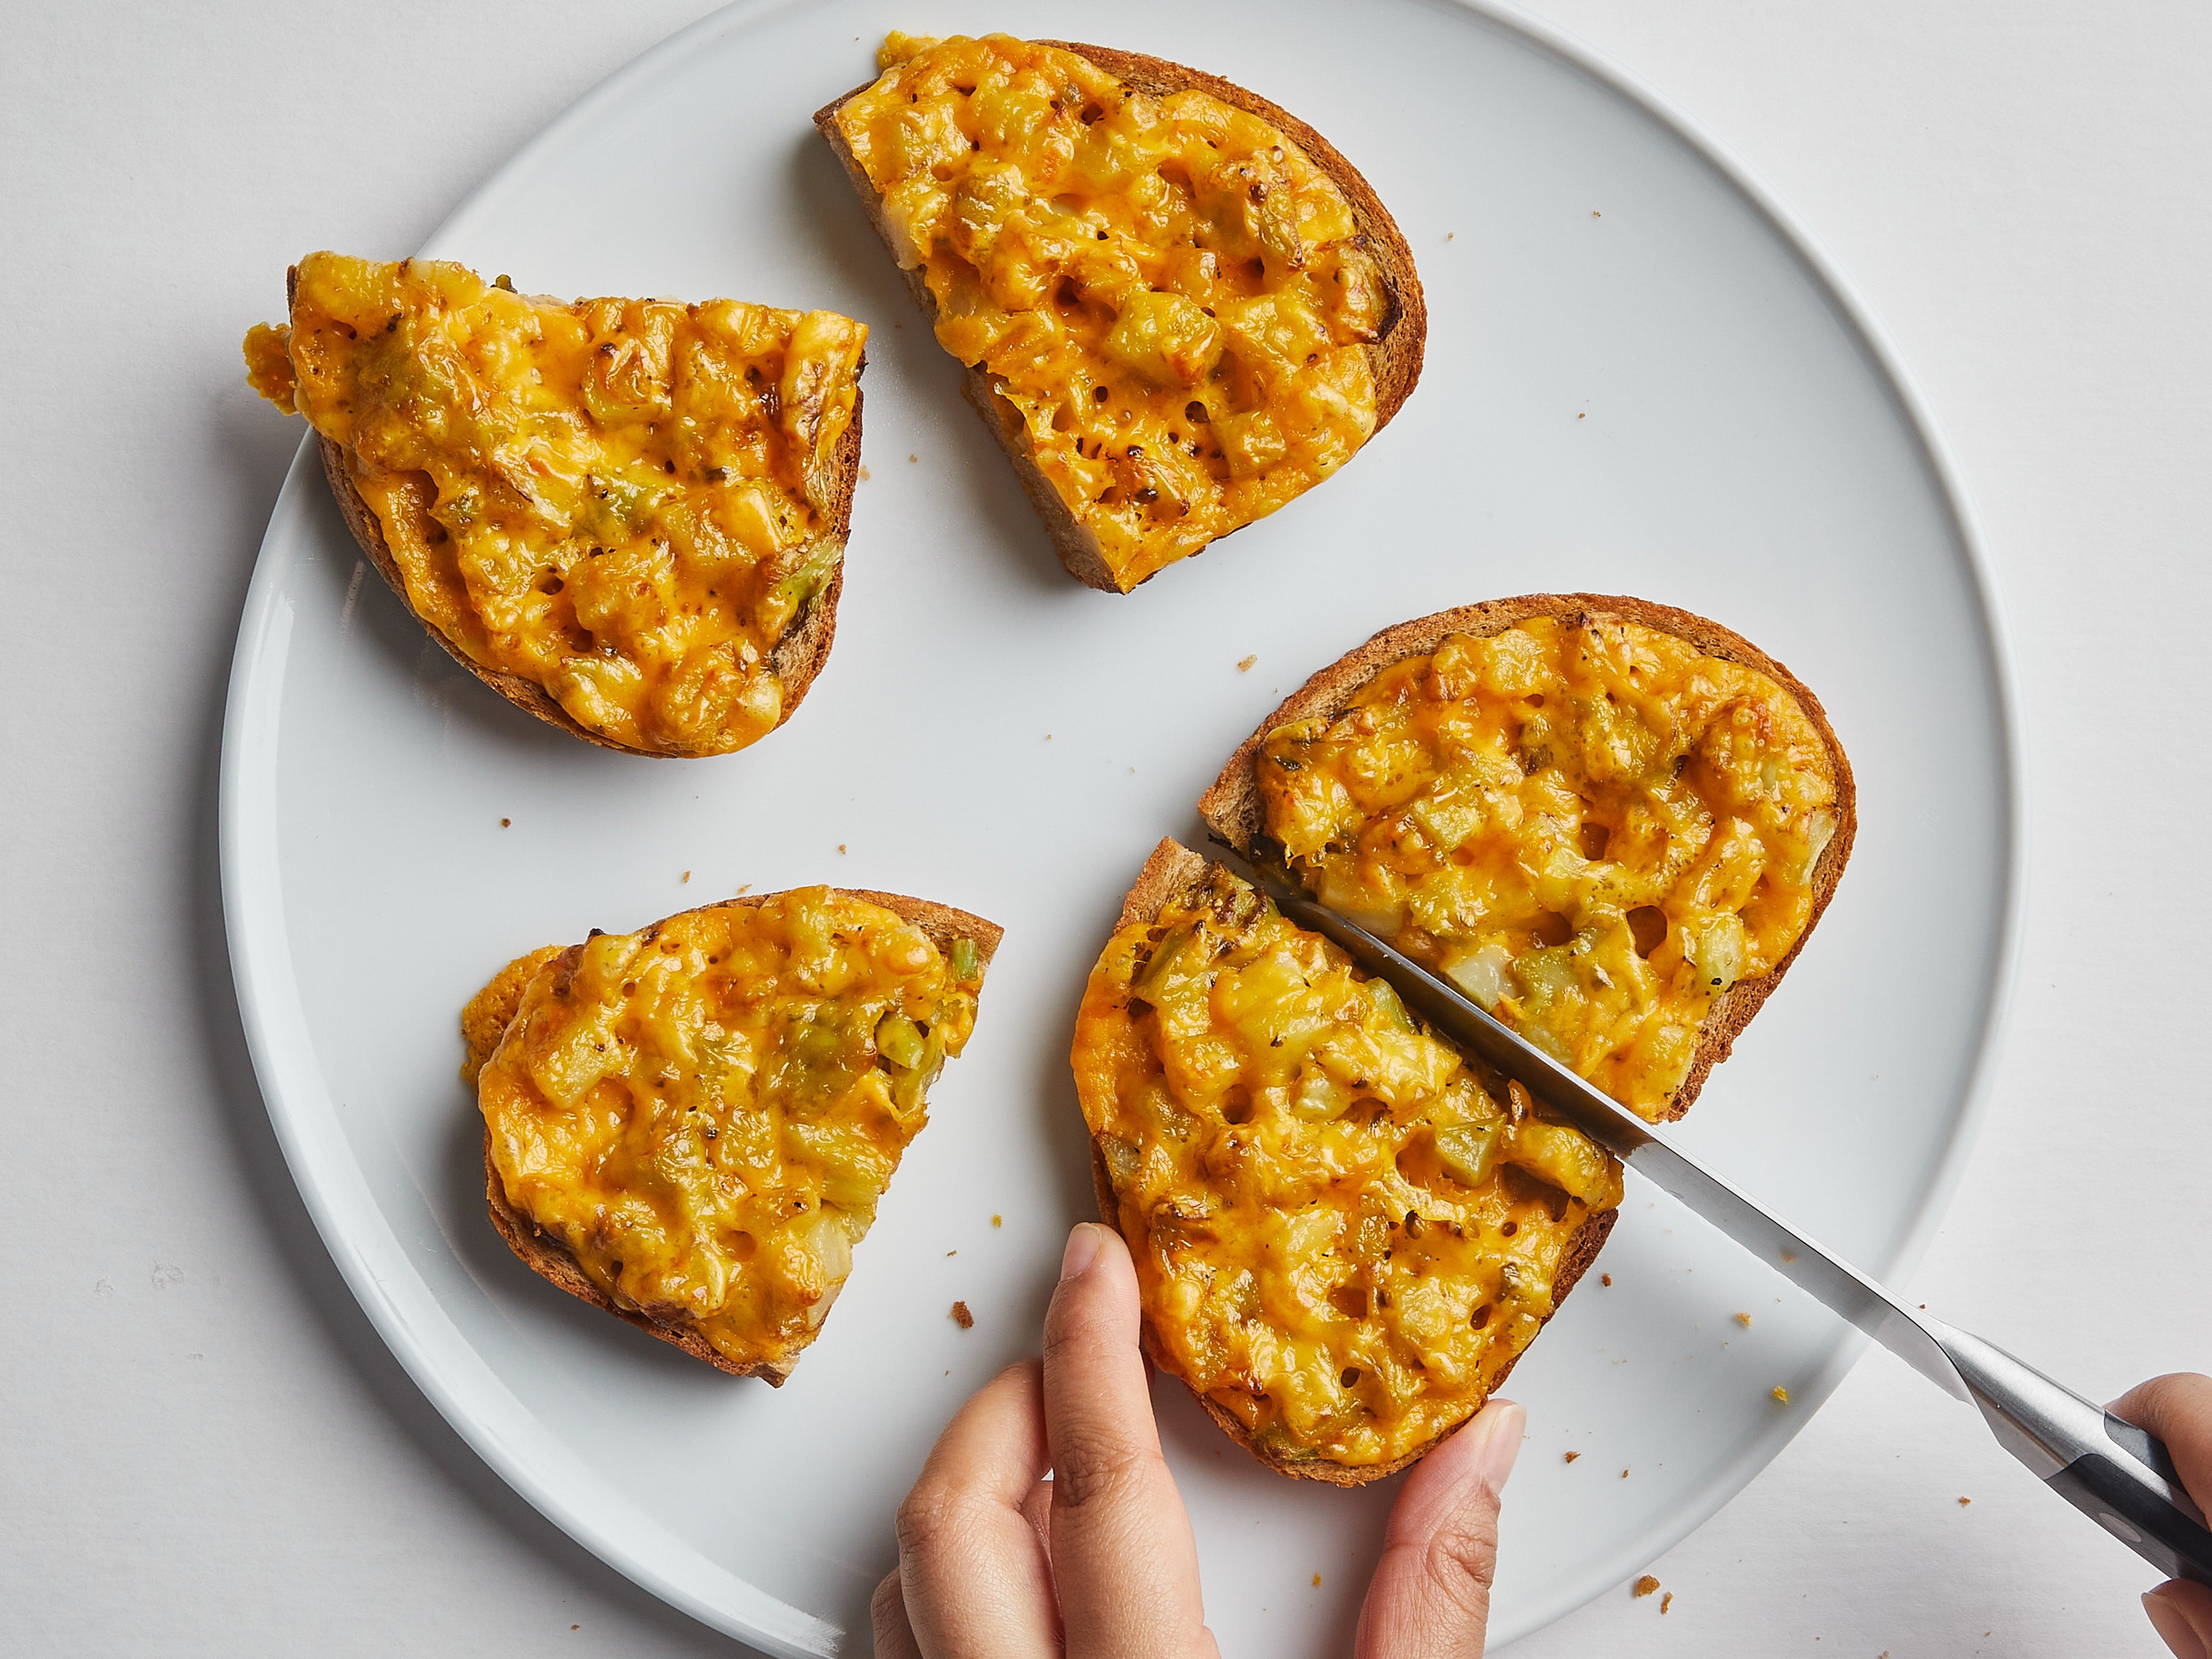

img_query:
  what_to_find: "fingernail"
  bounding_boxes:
[2146,1588,2210,1659]
[1060,1222,1104,1282]
[1460,1399,1526,1494]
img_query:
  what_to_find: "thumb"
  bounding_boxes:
[1355,1399,1523,1659]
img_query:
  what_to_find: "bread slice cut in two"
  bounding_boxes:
[466,889,1001,1385]
[1095,838,1616,1483]
[1197,593,1858,1123]
[815,41,1425,592]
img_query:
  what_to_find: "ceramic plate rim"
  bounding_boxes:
[219,1,2027,1649]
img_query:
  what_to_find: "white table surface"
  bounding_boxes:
[4,2,2206,1653]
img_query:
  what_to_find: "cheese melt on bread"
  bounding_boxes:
[1259,615,1840,1120]
[245,253,865,755]
[1072,858,1621,1471]
[832,33,1390,590]
[468,890,984,1375]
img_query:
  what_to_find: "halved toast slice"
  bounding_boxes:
[1072,838,1619,1481]
[463,887,999,1384]
[817,35,1424,593]
[1199,595,1857,1122]
[245,253,866,757]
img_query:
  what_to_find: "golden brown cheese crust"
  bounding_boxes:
[248,255,866,757]
[1074,840,1620,1480]
[466,889,1000,1384]
[1203,593,1858,1123]
[817,35,1423,592]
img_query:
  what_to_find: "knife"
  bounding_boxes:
[1237,849,2212,1586]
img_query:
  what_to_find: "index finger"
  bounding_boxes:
[1041,1222,1218,1659]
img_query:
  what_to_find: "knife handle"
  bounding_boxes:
[2046,1415,2212,1587]
[1937,1324,2212,1585]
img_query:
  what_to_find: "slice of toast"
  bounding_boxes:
[466,888,1000,1384]
[1198,594,1857,1122]
[1082,838,1617,1483]
[816,37,1424,592]
[256,257,865,758]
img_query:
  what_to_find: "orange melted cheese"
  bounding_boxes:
[1071,863,1621,1469]
[1261,615,1840,1120]
[835,34,1389,590]
[245,253,865,755]
[472,891,985,1373]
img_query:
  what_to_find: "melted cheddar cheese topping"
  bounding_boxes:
[245,253,866,755]
[470,891,985,1373]
[835,34,1388,590]
[1261,615,1840,1120]
[1072,864,1622,1469]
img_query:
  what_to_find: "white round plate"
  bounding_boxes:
[221,2,2021,1652]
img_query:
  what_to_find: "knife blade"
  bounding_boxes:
[1236,847,2212,1586]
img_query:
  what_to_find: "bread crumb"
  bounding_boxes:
[500,817,512,828]
[945,1249,956,1256]
[1564,1450,1580,1463]
[991,1214,1003,1228]
[1734,1312,1752,1326]
[1660,1592,1673,1615]
[1780,1249,1798,1263]
[1633,1575,1660,1598]
[1771,1386,1790,1404]
[1592,209,1602,217]
[1577,412,1585,419]
[1311,1573,1321,1586]
[1957,1496,1971,1506]
[950,1301,974,1328]
[736,883,753,895]
[1601,1273,1612,1287]
[1237,654,1257,672]
[838,843,847,854]
[908,453,918,462]
[681,871,691,884]
[858,465,871,481]
[1445,232,1455,241]
[1621,1467,1630,1478]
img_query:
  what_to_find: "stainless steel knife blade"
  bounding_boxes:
[1235,853,1967,1399]
[1233,848,2212,1584]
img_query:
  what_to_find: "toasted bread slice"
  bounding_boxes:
[1199,594,1857,1122]
[817,36,1424,592]
[1075,838,1618,1482]
[465,888,1000,1384]
[248,255,866,758]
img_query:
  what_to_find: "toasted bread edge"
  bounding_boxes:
[813,40,1426,594]
[1090,836,1618,1484]
[479,887,1003,1384]
[1192,594,1860,1123]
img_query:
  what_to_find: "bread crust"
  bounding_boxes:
[293,268,861,759]
[1092,837,1618,1483]
[1195,594,1859,1123]
[814,40,1425,593]
[481,888,1003,1384]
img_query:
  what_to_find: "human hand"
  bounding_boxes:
[2116,1374,2212,1659]
[873,1220,1526,1658]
